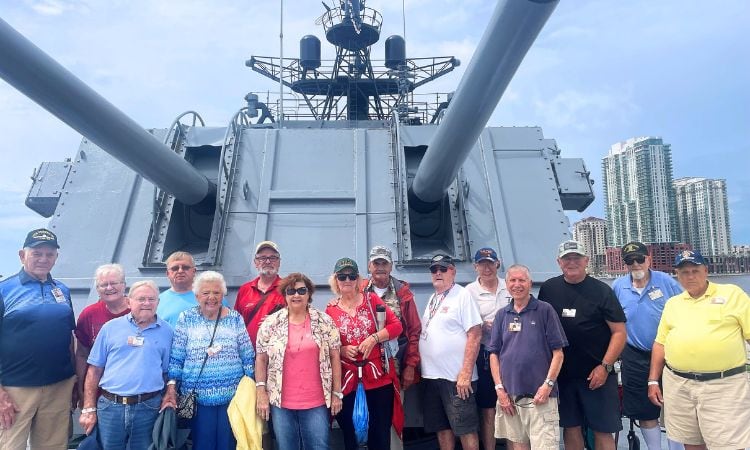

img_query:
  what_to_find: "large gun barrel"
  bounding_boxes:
[0,18,213,206]
[409,0,558,210]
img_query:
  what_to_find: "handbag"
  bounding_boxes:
[176,310,221,420]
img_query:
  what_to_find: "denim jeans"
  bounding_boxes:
[191,403,236,450]
[96,394,161,450]
[271,404,330,450]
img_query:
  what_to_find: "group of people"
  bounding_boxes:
[0,228,748,450]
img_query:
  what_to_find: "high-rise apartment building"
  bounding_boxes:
[602,137,677,247]
[573,217,607,275]
[674,177,731,255]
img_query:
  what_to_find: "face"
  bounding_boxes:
[675,263,709,297]
[474,260,500,279]
[368,259,392,286]
[197,280,224,318]
[285,281,311,310]
[128,285,159,323]
[166,257,196,291]
[505,268,532,302]
[96,271,126,304]
[557,253,589,283]
[430,265,456,292]
[19,245,58,280]
[336,269,359,295]
[625,254,650,280]
[254,248,280,277]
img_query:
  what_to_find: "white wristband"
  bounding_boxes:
[81,407,97,414]
[494,383,504,390]
[647,380,659,386]
[256,381,267,388]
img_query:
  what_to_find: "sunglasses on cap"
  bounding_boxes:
[285,287,309,296]
[625,255,646,265]
[429,266,449,274]
[336,273,358,281]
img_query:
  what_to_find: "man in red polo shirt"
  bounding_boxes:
[234,241,286,345]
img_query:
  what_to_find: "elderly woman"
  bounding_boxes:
[325,258,403,450]
[165,271,254,450]
[255,272,343,450]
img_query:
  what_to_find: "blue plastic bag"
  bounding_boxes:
[353,367,369,445]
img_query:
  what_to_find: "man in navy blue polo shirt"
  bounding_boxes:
[489,264,567,449]
[0,228,76,449]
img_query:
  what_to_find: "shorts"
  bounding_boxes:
[558,374,622,433]
[475,346,498,409]
[621,344,661,421]
[422,378,479,436]
[495,397,560,450]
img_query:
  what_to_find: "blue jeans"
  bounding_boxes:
[191,403,237,450]
[96,394,161,450]
[271,404,330,450]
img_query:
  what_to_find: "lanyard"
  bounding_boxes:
[424,283,454,329]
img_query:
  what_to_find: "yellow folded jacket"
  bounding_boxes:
[228,376,264,450]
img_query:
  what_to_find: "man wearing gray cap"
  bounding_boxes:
[0,228,76,449]
[538,240,626,450]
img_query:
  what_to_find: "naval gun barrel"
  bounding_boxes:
[409,0,558,211]
[0,18,213,206]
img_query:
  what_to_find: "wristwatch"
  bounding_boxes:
[333,391,344,400]
[601,361,614,373]
[543,378,555,387]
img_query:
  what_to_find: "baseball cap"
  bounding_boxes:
[673,250,706,267]
[23,228,60,249]
[334,257,359,274]
[557,240,586,258]
[430,254,455,269]
[621,242,648,261]
[255,240,280,255]
[368,246,393,263]
[474,247,499,263]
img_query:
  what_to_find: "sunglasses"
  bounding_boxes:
[285,287,308,296]
[336,273,358,281]
[429,266,449,274]
[624,255,646,265]
[168,264,194,272]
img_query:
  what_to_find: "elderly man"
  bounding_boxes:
[538,240,626,450]
[465,247,511,450]
[75,264,131,406]
[648,250,750,450]
[420,254,482,450]
[235,241,286,346]
[489,264,567,450]
[0,228,76,449]
[157,251,199,327]
[611,242,683,450]
[79,280,173,449]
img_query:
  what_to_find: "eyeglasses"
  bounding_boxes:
[429,266,449,274]
[285,287,309,296]
[168,264,194,272]
[97,281,124,288]
[624,255,646,265]
[336,273,358,281]
[255,256,280,263]
[132,296,158,303]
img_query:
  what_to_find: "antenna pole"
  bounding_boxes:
[279,0,284,124]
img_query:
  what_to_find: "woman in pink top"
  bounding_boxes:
[255,273,342,450]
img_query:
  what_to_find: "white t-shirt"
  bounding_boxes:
[465,276,511,345]
[419,284,482,381]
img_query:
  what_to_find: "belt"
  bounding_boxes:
[101,389,160,405]
[666,364,745,382]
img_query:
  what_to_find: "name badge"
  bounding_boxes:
[648,289,663,301]
[207,344,223,356]
[51,287,66,303]
[710,297,726,304]
[508,321,522,332]
[128,336,144,347]
[562,308,576,318]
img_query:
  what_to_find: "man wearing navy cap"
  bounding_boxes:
[0,228,76,449]
[611,242,683,450]
[648,250,750,450]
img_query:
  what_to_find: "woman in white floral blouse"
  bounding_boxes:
[255,272,342,450]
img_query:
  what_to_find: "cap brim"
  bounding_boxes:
[559,250,586,258]
[475,257,498,263]
[674,260,704,267]
[369,256,392,263]
[27,241,60,249]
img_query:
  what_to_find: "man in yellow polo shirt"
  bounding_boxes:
[647,250,750,450]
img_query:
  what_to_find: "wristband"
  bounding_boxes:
[255,381,267,388]
[647,380,659,386]
[370,333,380,343]
[333,391,344,400]
[166,379,177,386]
[494,383,504,390]
[81,407,97,414]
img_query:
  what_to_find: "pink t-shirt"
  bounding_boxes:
[281,316,325,409]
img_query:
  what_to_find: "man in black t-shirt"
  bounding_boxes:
[538,240,626,450]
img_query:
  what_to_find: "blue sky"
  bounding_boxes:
[0,0,748,277]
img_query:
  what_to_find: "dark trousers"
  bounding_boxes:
[337,383,394,450]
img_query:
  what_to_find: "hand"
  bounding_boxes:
[357,335,378,359]
[533,384,552,405]
[496,389,515,416]
[455,375,473,400]
[401,365,416,390]
[647,384,663,407]
[331,396,343,416]
[341,345,359,361]
[0,388,19,430]
[256,388,270,421]
[79,410,97,435]
[587,364,608,390]
[71,383,81,411]
[160,386,177,412]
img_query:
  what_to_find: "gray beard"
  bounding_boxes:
[631,270,646,280]
[260,268,278,277]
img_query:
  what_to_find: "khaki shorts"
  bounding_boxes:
[663,367,750,449]
[0,376,75,450]
[494,397,560,450]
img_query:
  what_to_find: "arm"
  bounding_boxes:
[330,348,343,415]
[587,320,626,390]
[489,353,514,416]
[400,289,422,389]
[74,342,91,407]
[647,342,666,406]
[254,352,270,421]
[79,365,104,435]
[456,324,481,400]
[534,348,563,405]
[359,296,402,359]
